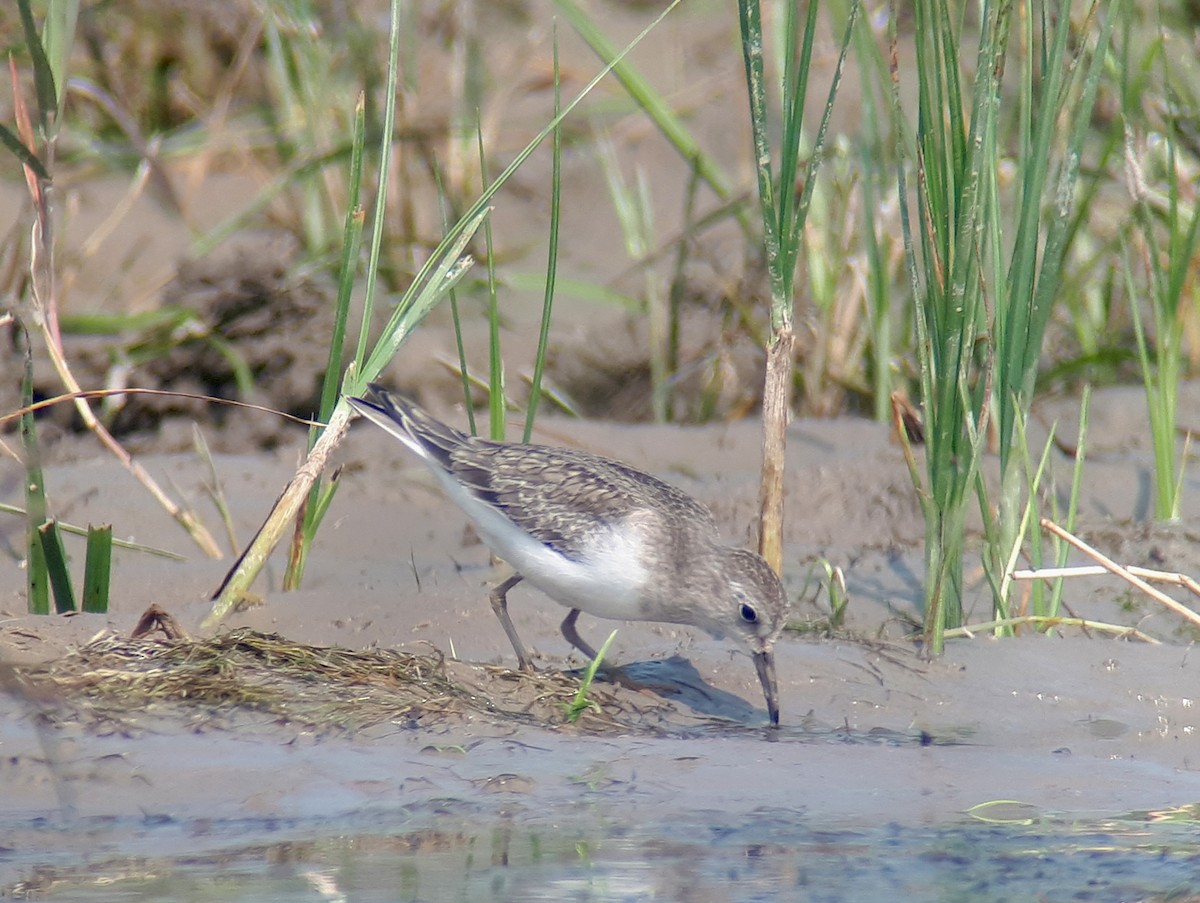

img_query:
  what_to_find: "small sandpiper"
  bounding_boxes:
[349,384,788,724]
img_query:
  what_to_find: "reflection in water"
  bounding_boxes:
[4,807,1199,901]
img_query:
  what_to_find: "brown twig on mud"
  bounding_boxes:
[1017,518,1200,629]
[945,615,1158,644]
[1012,563,1200,599]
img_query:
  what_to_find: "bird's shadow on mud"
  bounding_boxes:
[579,654,768,726]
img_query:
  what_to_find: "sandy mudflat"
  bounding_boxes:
[3,383,1200,868]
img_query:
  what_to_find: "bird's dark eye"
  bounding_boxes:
[740,603,758,624]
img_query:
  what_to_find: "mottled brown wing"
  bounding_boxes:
[447,440,718,561]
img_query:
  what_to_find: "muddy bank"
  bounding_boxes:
[2,384,1200,897]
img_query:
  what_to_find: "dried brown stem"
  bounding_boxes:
[204,401,354,626]
[757,326,794,574]
[1038,518,1200,628]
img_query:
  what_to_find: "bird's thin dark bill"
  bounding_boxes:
[754,650,780,726]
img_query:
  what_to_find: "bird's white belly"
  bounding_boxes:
[508,530,650,621]
[437,474,650,620]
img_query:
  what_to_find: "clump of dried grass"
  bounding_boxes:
[14,628,634,734]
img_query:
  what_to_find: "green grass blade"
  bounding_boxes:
[1016,410,1058,619]
[316,93,367,428]
[21,347,50,616]
[204,334,257,398]
[1047,384,1092,617]
[38,520,76,614]
[738,0,783,313]
[1002,0,1119,463]
[524,31,563,441]
[433,160,478,435]
[358,208,490,384]
[478,122,505,442]
[1117,11,1200,522]
[287,467,342,590]
[598,136,665,418]
[891,0,990,646]
[565,630,618,723]
[25,539,50,615]
[776,0,818,224]
[16,0,58,133]
[860,151,892,422]
[784,0,860,281]
[0,123,50,180]
[81,524,113,614]
[774,0,820,279]
[1124,224,1179,519]
[352,0,403,374]
[15,329,52,619]
[42,0,79,127]
[308,469,342,533]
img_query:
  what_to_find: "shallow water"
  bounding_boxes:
[4,708,1199,902]
[7,803,1200,901]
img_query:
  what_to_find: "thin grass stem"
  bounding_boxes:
[524,30,562,442]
